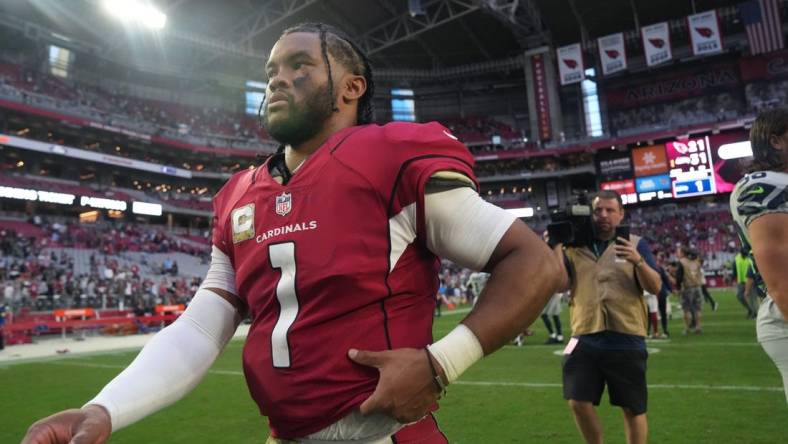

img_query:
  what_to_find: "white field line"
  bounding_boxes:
[0,338,762,369]
[454,380,782,392]
[499,342,761,349]
[437,307,472,316]
[43,360,782,393]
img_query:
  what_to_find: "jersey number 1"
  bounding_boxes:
[269,242,299,368]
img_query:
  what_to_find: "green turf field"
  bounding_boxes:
[2,289,786,443]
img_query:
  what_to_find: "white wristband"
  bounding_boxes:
[427,324,484,384]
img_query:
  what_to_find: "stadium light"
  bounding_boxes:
[132,201,163,216]
[0,186,75,205]
[0,186,37,201]
[37,191,76,205]
[717,141,753,160]
[80,211,99,223]
[101,0,167,30]
[506,207,535,218]
[80,196,127,211]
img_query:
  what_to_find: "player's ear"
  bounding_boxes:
[769,130,788,154]
[768,133,782,150]
[341,73,366,103]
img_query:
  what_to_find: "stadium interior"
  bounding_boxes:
[0,0,786,442]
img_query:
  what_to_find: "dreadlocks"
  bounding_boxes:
[749,106,788,172]
[280,22,375,125]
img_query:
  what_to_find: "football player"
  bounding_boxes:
[730,107,788,402]
[22,23,564,443]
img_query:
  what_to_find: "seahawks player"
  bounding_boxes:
[730,107,788,401]
[466,271,489,306]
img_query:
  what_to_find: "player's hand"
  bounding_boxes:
[614,236,641,264]
[348,347,442,424]
[21,405,111,444]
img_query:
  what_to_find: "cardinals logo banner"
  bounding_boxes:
[556,43,585,85]
[688,10,723,56]
[641,22,672,67]
[598,32,627,75]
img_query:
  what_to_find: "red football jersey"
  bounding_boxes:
[211,122,476,438]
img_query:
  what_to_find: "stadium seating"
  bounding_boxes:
[442,116,521,145]
[1,197,740,320]
[0,60,267,153]
[627,203,738,274]
[0,55,767,333]
[610,92,746,137]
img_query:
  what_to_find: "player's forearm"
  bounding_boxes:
[553,243,570,292]
[87,290,237,431]
[464,232,563,354]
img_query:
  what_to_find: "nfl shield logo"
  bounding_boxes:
[275,192,292,216]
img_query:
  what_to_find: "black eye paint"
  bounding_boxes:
[292,72,309,89]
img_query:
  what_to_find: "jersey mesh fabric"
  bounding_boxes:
[211,122,476,438]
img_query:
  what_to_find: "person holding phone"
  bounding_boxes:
[551,190,662,444]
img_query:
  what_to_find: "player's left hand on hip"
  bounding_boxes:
[348,347,440,424]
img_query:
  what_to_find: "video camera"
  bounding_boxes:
[683,247,700,260]
[546,193,594,247]
[546,192,629,248]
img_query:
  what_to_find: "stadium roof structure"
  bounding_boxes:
[0,0,755,84]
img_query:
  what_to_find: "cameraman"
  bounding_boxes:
[675,247,706,334]
[551,190,661,444]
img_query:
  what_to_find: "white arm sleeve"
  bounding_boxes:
[424,187,517,381]
[199,246,238,294]
[86,248,238,432]
[425,187,517,270]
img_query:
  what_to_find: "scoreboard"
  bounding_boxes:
[634,174,673,202]
[672,172,715,198]
[665,136,717,198]
[597,130,752,205]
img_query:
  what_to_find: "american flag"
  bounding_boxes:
[740,0,785,55]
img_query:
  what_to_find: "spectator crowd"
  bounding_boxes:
[0,217,208,314]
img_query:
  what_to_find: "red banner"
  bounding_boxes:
[739,49,788,82]
[531,53,552,141]
[601,179,636,194]
[605,58,740,108]
[155,304,185,314]
[54,308,95,319]
[600,179,638,205]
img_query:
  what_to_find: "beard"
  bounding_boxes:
[262,82,335,146]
